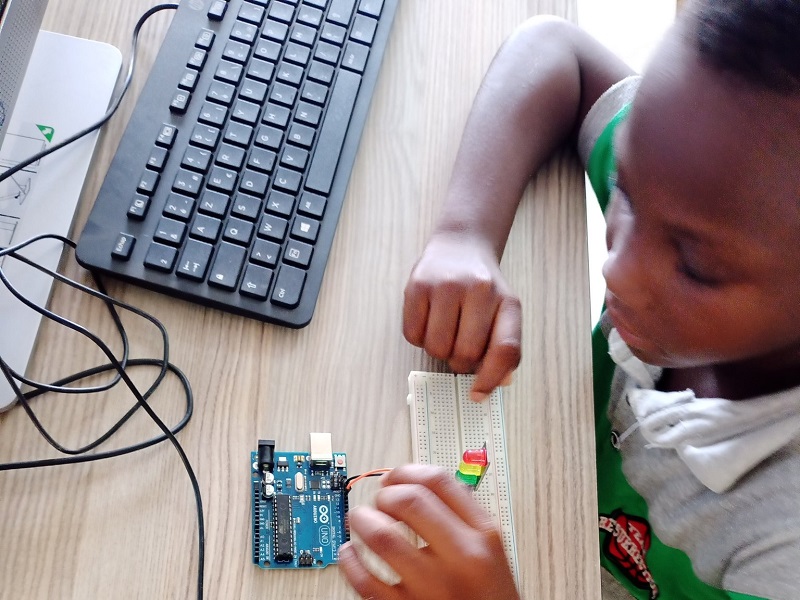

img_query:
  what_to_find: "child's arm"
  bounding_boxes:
[339,465,519,600]
[403,17,634,399]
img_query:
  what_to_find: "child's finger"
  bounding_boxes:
[345,506,438,597]
[449,289,497,374]
[402,281,430,347]
[423,291,461,361]
[338,542,403,600]
[470,297,522,400]
[380,465,496,533]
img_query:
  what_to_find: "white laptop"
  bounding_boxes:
[0,31,121,410]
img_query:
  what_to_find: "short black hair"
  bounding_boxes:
[691,0,800,93]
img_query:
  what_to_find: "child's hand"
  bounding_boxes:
[339,464,520,600]
[403,232,522,400]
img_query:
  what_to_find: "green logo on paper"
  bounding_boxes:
[36,124,54,142]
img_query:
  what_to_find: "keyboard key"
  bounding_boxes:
[297,6,323,28]
[172,169,204,197]
[350,14,377,45]
[190,124,221,150]
[230,21,258,44]
[258,213,288,241]
[239,169,270,196]
[224,121,254,146]
[163,193,195,221]
[342,41,369,72]
[295,102,322,126]
[144,242,178,272]
[238,3,265,25]
[307,60,334,84]
[251,238,281,267]
[268,1,295,23]
[199,102,228,127]
[255,125,284,150]
[170,91,190,115]
[265,191,295,217]
[128,195,151,220]
[196,29,216,50]
[270,82,297,106]
[223,217,254,245]
[188,49,208,70]
[179,69,199,91]
[290,24,317,46]
[177,240,213,281]
[198,190,230,218]
[207,166,238,193]
[181,146,212,172]
[262,19,289,42]
[287,123,315,147]
[208,0,227,20]
[327,0,356,26]
[240,264,273,299]
[239,80,268,104]
[156,124,178,148]
[216,144,246,169]
[358,0,383,17]
[262,103,291,128]
[191,213,222,242]
[111,233,136,260]
[305,69,361,194]
[215,60,244,85]
[284,239,313,267]
[271,265,306,307]
[320,22,346,45]
[248,147,277,173]
[254,39,281,62]
[291,215,320,242]
[208,242,246,289]
[154,217,187,246]
[246,58,275,83]
[232,193,262,220]
[283,42,311,67]
[280,145,309,170]
[297,191,326,218]
[137,170,160,195]
[277,62,304,86]
[207,81,236,105]
[273,167,302,193]
[314,41,340,65]
[147,147,169,171]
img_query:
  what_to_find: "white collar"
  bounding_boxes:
[608,328,800,493]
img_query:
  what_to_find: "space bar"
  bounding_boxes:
[304,70,362,195]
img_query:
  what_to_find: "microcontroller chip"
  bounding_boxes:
[274,494,293,563]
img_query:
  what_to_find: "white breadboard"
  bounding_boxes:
[407,371,518,582]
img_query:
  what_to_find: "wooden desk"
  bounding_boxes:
[0,1,599,598]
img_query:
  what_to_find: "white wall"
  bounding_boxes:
[577,0,676,324]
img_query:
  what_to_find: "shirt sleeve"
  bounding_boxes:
[577,75,642,214]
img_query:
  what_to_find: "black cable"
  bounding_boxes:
[0,4,205,596]
[0,3,179,185]
[0,234,204,600]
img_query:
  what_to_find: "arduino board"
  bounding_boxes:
[251,434,348,569]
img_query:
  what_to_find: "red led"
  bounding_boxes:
[462,446,488,466]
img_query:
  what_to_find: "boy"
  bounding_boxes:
[339,0,800,598]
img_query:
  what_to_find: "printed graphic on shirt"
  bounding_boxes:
[599,509,660,599]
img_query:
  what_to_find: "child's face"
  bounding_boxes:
[603,21,800,372]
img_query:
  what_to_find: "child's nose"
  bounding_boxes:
[602,222,652,310]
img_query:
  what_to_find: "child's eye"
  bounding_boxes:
[678,261,720,287]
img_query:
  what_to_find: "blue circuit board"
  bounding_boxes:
[251,443,348,569]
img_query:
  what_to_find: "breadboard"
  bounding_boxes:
[407,371,518,582]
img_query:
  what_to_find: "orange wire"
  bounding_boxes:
[345,468,393,490]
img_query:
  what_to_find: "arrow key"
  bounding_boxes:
[240,264,273,300]
[251,239,280,268]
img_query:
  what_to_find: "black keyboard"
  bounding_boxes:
[76,0,397,328]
